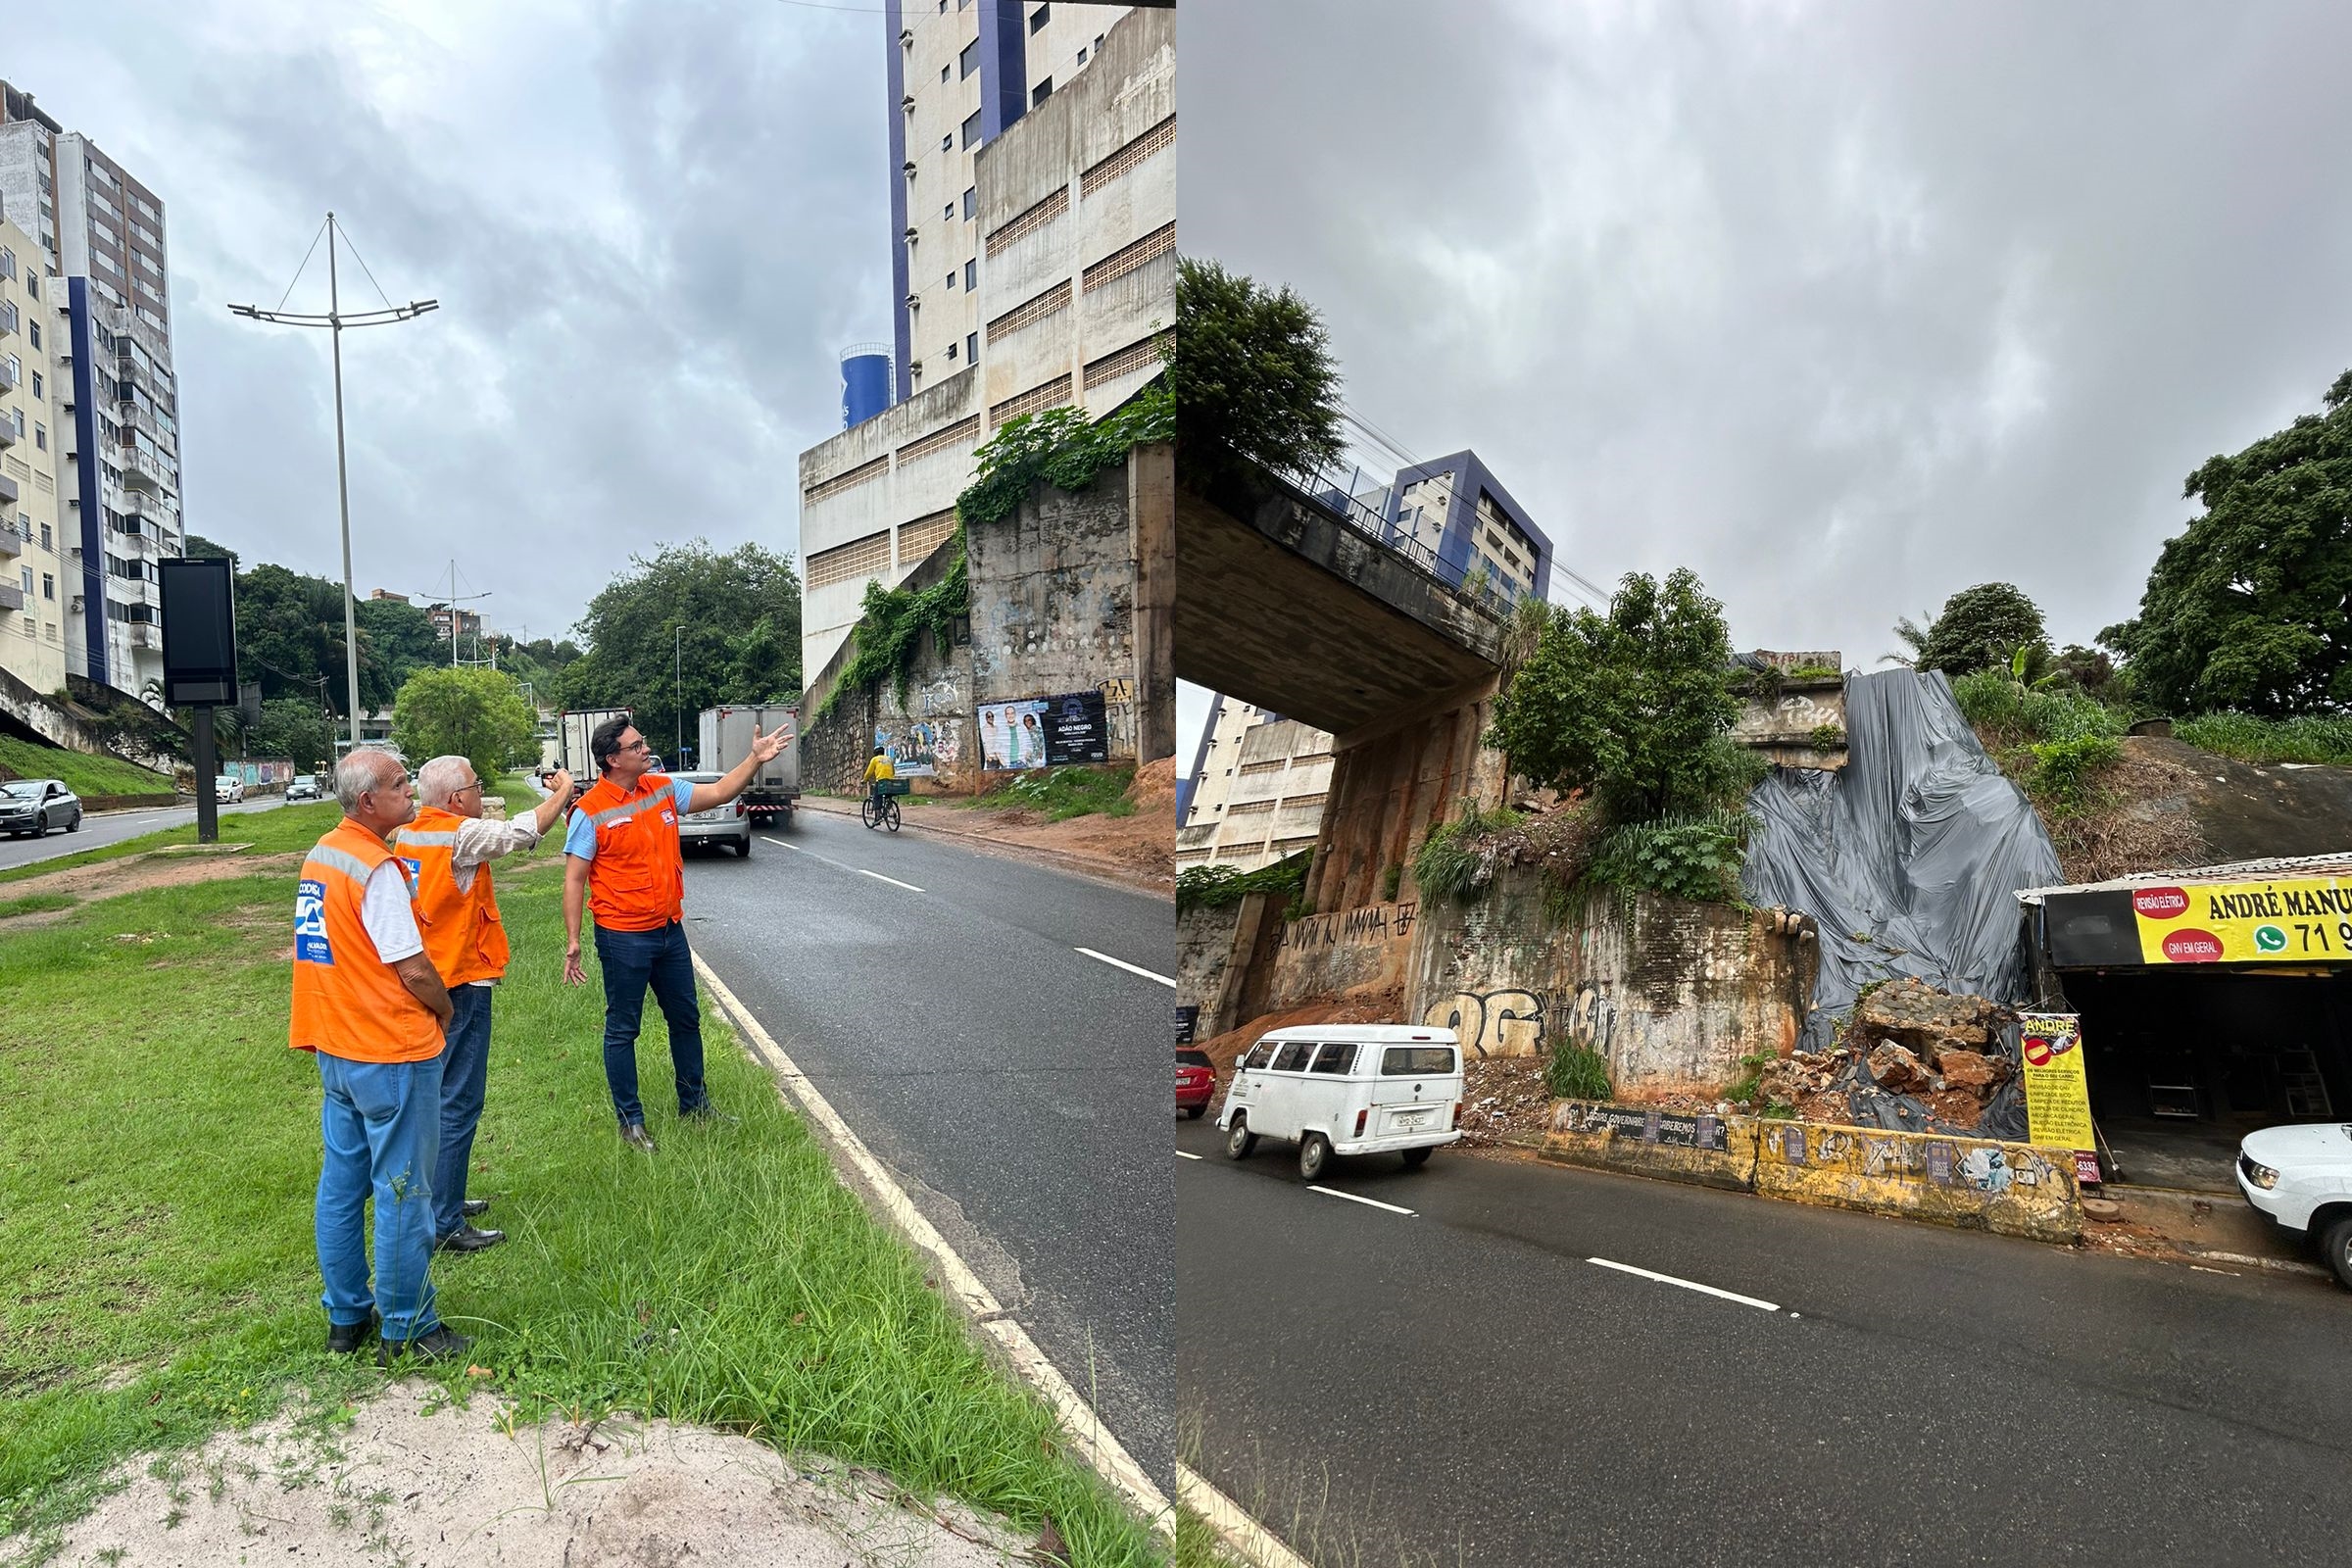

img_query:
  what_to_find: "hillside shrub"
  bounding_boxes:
[1544,1039,1613,1102]
[2175,711,2352,766]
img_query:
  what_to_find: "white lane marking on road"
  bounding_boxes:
[1587,1256,1780,1312]
[1076,947,1176,987]
[1176,1151,1203,1161]
[692,955,1171,1530]
[1309,1185,1416,1216]
[764,836,924,892]
[1179,1462,1314,1568]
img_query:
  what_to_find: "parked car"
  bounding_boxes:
[214,775,245,804]
[0,778,82,838]
[1220,1025,1465,1179]
[1177,1048,1216,1118]
[286,777,320,802]
[2236,1124,2352,1288]
[672,771,751,857]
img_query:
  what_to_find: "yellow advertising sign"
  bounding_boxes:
[2019,1013,2098,1184]
[2128,875,2352,964]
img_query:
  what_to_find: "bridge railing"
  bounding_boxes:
[1278,459,1521,621]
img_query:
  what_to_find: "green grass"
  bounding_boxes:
[2175,711,2352,767]
[0,893,74,920]
[0,798,347,886]
[972,764,1137,822]
[0,736,172,800]
[0,860,1158,1565]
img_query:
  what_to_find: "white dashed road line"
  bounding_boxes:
[1176,1151,1203,1161]
[856,868,924,893]
[1309,1185,1416,1217]
[763,836,923,892]
[1076,947,1176,987]
[1587,1256,1780,1311]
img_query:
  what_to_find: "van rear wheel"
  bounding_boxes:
[1224,1117,1256,1160]
[1298,1133,1332,1182]
[1400,1147,1433,1169]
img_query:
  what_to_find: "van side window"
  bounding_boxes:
[1309,1042,1357,1074]
[1270,1041,1315,1072]
[1241,1041,1279,1071]
[1382,1046,1456,1075]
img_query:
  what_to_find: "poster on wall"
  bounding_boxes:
[2018,1012,2100,1186]
[1042,690,1109,765]
[977,700,1051,770]
[877,721,943,777]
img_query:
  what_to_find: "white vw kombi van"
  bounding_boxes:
[1219,1025,1465,1180]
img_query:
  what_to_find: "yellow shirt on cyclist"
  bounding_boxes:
[863,755,897,785]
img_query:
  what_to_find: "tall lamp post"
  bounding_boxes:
[674,623,683,765]
[229,213,437,754]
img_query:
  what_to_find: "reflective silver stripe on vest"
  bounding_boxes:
[588,790,673,830]
[305,843,378,885]
[392,829,459,848]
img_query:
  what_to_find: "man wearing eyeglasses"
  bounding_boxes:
[562,714,786,1151]
[394,755,578,1254]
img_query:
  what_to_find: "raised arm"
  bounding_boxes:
[686,725,788,814]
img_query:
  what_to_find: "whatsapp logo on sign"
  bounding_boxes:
[2255,924,2288,954]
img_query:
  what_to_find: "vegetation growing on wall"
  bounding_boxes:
[1950,665,2128,818]
[1411,802,1525,903]
[1177,849,1312,916]
[1544,1038,1613,1102]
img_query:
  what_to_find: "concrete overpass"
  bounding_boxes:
[1177,454,1512,911]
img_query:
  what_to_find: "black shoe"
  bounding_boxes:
[325,1311,379,1355]
[376,1324,472,1369]
[461,1199,491,1218]
[620,1121,658,1152]
[679,1103,738,1125]
[434,1224,507,1254]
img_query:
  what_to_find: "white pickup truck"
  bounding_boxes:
[2236,1124,2352,1288]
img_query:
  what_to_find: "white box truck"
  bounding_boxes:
[555,708,632,784]
[699,704,801,828]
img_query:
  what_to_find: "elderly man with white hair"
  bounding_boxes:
[391,755,577,1254]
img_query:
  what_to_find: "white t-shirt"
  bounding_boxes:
[360,859,425,964]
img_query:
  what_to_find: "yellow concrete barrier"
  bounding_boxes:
[1540,1102,1758,1193]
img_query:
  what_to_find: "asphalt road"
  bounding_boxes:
[0,795,294,873]
[1177,1119,2352,1566]
[678,808,1174,1491]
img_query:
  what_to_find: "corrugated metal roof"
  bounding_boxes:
[2017,851,2352,904]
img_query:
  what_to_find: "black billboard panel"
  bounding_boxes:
[159,556,237,707]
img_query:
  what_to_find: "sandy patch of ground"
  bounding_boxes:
[815,762,1174,894]
[39,1382,1039,1568]
[0,848,302,928]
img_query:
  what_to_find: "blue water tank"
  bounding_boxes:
[841,345,892,429]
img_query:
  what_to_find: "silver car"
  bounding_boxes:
[672,771,751,858]
[0,778,83,838]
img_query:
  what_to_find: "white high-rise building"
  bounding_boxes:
[0,201,69,697]
[0,80,182,701]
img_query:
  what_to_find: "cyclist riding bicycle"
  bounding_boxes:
[862,746,896,808]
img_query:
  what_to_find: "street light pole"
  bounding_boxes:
[674,623,683,764]
[229,213,437,756]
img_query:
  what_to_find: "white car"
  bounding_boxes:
[1220,1025,1465,1180]
[214,775,245,804]
[2236,1124,2352,1288]
[286,777,319,802]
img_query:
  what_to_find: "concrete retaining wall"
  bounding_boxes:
[1540,1101,2082,1244]
[1263,900,1419,1011]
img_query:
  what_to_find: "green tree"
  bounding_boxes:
[2102,370,2352,714]
[391,667,536,786]
[355,595,447,705]
[183,534,239,568]
[1486,568,1744,819]
[559,540,803,765]
[231,563,352,711]
[1173,257,1345,484]
[246,697,335,770]
[1914,582,2049,677]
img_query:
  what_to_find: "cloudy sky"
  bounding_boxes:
[18,0,888,646]
[1180,0,2352,681]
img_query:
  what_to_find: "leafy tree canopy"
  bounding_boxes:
[1487,568,1746,820]
[390,666,537,789]
[559,540,803,767]
[1173,257,1345,483]
[2102,370,2352,715]
[1913,582,2049,677]
[245,696,335,771]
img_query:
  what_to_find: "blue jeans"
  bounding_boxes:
[316,1051,442,1342]
[432,985,494,1240]
[594,920,708,1125]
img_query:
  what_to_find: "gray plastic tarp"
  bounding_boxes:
[1741,669,2062,1093]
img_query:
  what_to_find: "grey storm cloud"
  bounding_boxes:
[1180,0,2352,665]
[15,0,895,645]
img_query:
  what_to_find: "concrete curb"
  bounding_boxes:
[1177,1462,1313,1568]
[692,954,1174,1538]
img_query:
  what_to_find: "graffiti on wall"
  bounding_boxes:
[1420,987,1546,1058]
[1281,902,1418,950]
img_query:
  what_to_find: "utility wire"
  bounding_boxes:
[332,220,401,315]
[272,214,331,313]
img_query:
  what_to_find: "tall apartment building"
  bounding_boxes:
[885,1,1134,404]
[800,3,1173,690]
[0,203,69,696]
[1175,694,1335,874]
[0,81,183,701]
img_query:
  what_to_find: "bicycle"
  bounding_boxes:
[861,779,906,832]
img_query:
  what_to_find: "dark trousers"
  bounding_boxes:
[431,984,494,1239]
[593,919,708,1124]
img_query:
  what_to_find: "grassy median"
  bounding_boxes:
[0,853,1160,1564]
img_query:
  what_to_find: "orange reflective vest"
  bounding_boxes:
[392,805,513,988]
[288,819,445,1063]
[574,773,686,932]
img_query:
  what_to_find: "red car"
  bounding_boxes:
[1176,1048,1216,1118]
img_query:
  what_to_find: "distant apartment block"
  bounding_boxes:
[0,202,68,696]
[1177,694,1335,874]
[801,4,1173,693]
